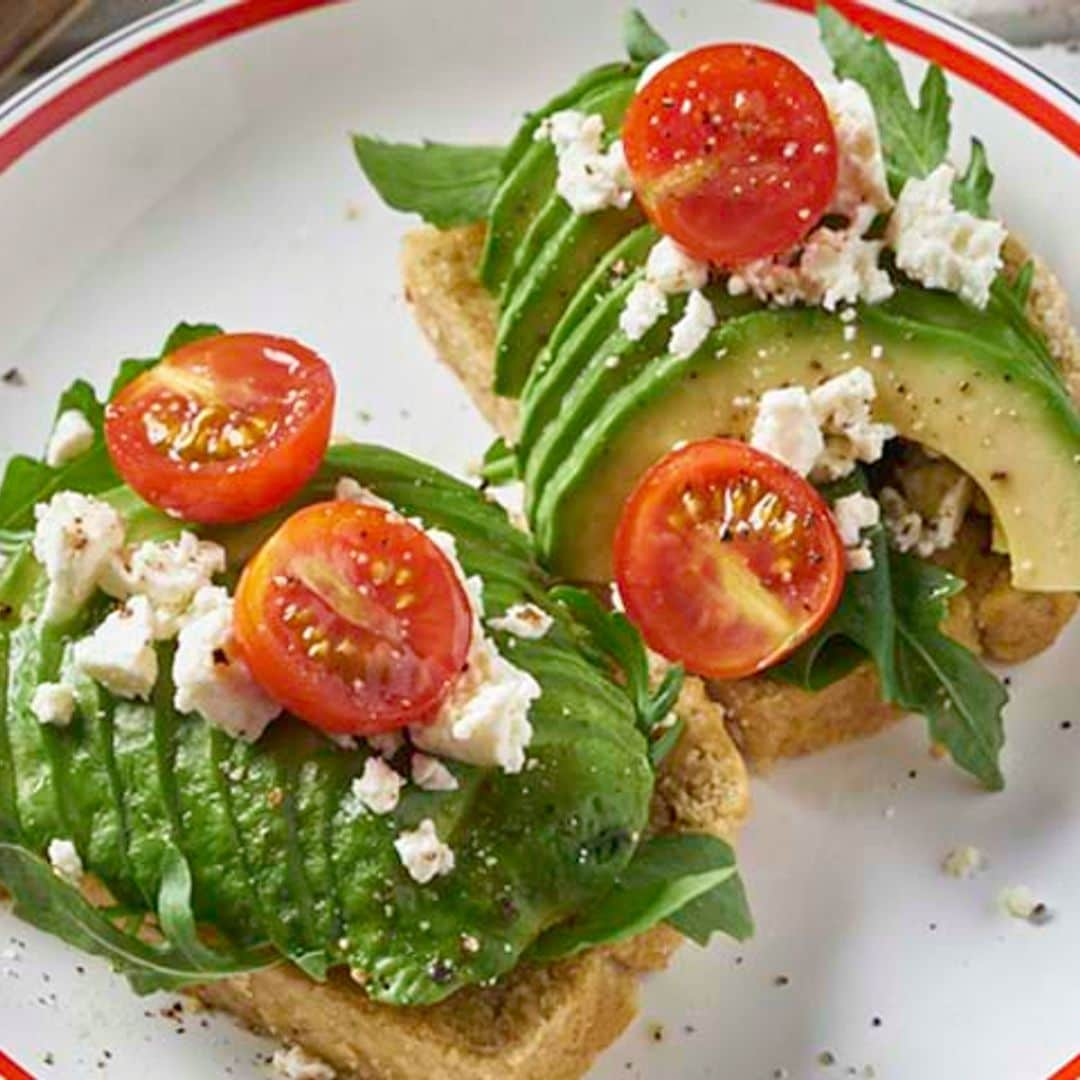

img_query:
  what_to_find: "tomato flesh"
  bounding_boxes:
[623,44,838,266]
[613,439,844,680]
[234,501,473,735]
[106,332,335,524]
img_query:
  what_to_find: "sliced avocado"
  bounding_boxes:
[481,72,638,294]
[519,224,657,448]
[172,715,266,945]
[495,203,645,398]
[524,287,760,517]
[535,293,1080,590]
[500,194,568,305]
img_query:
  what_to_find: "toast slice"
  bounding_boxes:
[191,642,750,1078]
[399,222,1078,766]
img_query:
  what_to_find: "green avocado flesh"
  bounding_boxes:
[481,69,639,297]
[531,293,1080,591]
[0,443,654,1005]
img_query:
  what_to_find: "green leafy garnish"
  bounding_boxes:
[478,436,520,485]
[890,553,1007,790]
[352,137,505,229]
[551,585,685,749]
[0,842,273,995]
[530,833,751,960]
[818,5,993,214]
[623,8,670,63]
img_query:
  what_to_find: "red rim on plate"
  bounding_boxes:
[0,2,1075,1078]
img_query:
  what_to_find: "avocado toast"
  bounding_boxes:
[359,7,1080,785]
[0,325,750,1079]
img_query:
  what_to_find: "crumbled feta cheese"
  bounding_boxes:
[942,845,986,879]
[173,586,280,741]
[534,110,633,215]
[809,367,896,480]
[998,885,1038,919]
[888,164,1005,309]
[31,682,76,727]
[488,602,553,640]
[820,80,892,216]
[45,409,95,469]
[750,387,825,476]
[348,756,405,815]
[412,532,539,774]
[412,753,460,792]
[33,491,125,624]
[394,818,455,884]
[668,290,717,359]
[74,596,158,699]
[271,1045,336,1080]
[619,279,668,341]
[636,50,684,90]
[334,476,393,510]
[879,477,971,556]
[47,838,83,886]
[100,531,225,639]
[367,731,404,758]
[645,236,710,293]
[832,491,881,572]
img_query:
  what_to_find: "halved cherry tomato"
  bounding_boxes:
[105,332,335,524]
[623,45,838,266]
[234,501,473,735]
[613,439,844,680]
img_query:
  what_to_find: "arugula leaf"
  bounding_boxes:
[478,436,520,485]
[773,471,897,695]
[0,842,274,995]
[551,585,685,749]
[352,137,505,228]
[951,137,994,217]
[819,5,949,195]
[160,322,223,356]
[890,553,1007,790]
[623,9,670,63]
[529,833,750,961]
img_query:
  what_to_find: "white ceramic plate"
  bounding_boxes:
[1,2,1078,1077]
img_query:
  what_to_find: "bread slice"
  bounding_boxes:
[190,616,750,1077]
[399,222,1078,767]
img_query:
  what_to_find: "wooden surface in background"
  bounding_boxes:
[0,0,91,83]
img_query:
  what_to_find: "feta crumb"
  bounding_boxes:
[348,756,405,815]
[750,387,825,476]
[411,532,539,775]
[31,682,76,727]
[879,477,971,556]
[534,110,633,215]
[619,279,668,341]
[809,367,896,479]
[832,491,881,573]
[820,80,893,216]
[45,409,95,469]
[33,491,125,624]
[394,818,455,884]
[173,586,280,741]
[668,290,717,359]
[334,476,393,509]
[271,1045,336,1080]
[645,236,709,294]
[74,596,158,699]
[942,845,986,879]
[488,602,553,640]
[412,753,460,792]
[367,731,404,758]
[47,838,83,886]
[888,164,1005,309]
[100,531,225,639]
[998,885,1038,920]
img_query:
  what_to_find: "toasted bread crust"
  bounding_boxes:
[400,222,1077,766]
